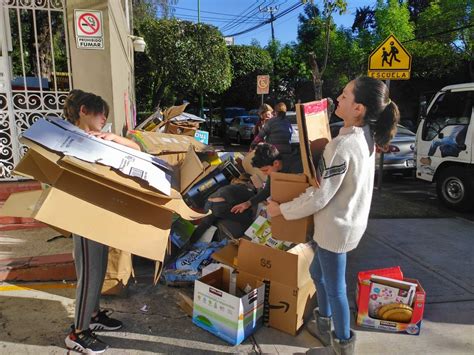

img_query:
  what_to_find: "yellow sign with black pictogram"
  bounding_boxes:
[368,34,411,80]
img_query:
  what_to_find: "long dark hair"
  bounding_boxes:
[352,76,400,149]
[63,89,109,125]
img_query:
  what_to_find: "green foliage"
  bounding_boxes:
[374,0,414,43]
[136,19,231,110]
[220,45,273,109]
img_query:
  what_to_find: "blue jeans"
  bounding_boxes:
[310,246,350,340]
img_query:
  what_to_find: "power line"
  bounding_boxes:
[402,23,474,43]
[226,1,303,37]
[170,5,261,20]
[220,2,265,33]
[173,13,262,24]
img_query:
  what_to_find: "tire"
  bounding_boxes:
[436,166,474,211]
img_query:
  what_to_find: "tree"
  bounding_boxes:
[219,45,273,109]
[297,1,348,100]
[136,19,231,110]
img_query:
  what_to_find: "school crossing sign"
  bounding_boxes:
[368,34,411,80]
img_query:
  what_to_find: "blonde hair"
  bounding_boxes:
[258,103,273,116]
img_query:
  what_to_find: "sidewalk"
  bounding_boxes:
[0,218,473,354]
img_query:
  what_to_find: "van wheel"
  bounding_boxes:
[436,166,474,211]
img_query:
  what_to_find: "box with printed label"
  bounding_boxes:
[356,267,426,335]
[212,239,317,335]
[193,267,265,345]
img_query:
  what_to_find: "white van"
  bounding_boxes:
[415,83,473,211]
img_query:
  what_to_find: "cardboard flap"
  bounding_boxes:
[287,242,315,287]
[34,187,171,261]
[237,239,299,287]
[128,130,209,155]
[163,103,189,121]
[296,99,332,187]
[271,172,309,203]
[180,147,205,193]
[212,242,239,268]
[271,172,308,183]
[0,190,45,218]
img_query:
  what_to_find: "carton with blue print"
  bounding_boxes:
[193,266,266,345]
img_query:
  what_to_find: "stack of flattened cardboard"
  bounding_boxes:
[0,118,211,280]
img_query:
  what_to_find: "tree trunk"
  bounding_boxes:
[309,52,322,100]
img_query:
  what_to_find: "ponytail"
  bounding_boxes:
[352,76,400,151]
[373,101,399,150]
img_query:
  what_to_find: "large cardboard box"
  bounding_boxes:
[269,98,331,243]
[356,267,426,335]
[270,172,312,244]
[0,119,208,267]
[213,239,316,335]
[193,267,265,345]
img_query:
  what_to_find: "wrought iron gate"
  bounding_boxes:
[0,0,71,180]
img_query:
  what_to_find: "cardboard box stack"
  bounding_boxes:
[0,118,210,281]
[356,266,426,335]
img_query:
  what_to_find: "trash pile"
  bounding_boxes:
[0,98,341,345]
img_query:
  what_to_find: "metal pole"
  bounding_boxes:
[197,0,200,23]
[270,12,275,41]
[198,0,204,118]
[377,79,390,192]
[261,94,264,105]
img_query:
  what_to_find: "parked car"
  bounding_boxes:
[225,115,259,144]
[330,121,416,175]
[286,111,299,144]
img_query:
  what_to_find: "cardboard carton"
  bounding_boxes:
[212,239,316,335]
[296,99,332,187]
[269,99,331,242]
[270,172,312,243]
[356,267,426,335]
[127,130,209,155]
[193,267,265,345]
[244,215,293,251]
[0,119,209,266]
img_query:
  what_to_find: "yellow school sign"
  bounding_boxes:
[368,34,411,80]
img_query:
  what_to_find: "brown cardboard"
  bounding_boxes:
[127,131,209,155]
[1,189,172,261]
[295,99,332,187]
[270,172,312,243]
[211,239,316,335]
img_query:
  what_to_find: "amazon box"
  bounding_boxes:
[0,118,206,274]
[212,239,316,335]
[193,267,265,345]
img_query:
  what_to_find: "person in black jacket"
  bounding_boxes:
[250,102,293,154]
[231,143,302,214]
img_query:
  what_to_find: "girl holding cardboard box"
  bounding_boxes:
[62,90,139,353]
[267,77,400,355]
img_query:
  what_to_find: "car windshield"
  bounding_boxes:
[243,116,258,124]
[396,124,415,136]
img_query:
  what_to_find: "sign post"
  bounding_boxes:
[368,34,411,80]
[257,75,270,104]
[74,10,104,50]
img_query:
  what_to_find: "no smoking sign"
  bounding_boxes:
[74,10,104,50]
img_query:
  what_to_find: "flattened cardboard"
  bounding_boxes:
[22,118,172,195]
[1,189,172,261]
[127,130,209,155]
[270,172,312,243]
[296,99,332,187]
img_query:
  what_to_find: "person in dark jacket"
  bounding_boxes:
[253,103,274,137]
[250,102,293,154]
[231,143,302,214]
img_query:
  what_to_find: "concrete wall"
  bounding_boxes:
[66,0,134,135]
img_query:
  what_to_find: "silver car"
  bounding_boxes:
[330,122,416,175]
[226,115,259,143]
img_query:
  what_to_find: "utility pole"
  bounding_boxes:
[197,0,204,120]
[259,5,279,42]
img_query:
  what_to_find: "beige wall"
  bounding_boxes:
[66,0,134,135]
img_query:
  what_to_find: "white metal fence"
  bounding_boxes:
[0,0,71,180]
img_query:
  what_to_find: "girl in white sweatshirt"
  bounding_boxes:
[267,77,400,355]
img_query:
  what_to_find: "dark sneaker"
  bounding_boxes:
[65,328,108,354]
[89,309,123,331]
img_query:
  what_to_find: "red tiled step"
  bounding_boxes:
[0,253,76,282]
[0,181,41,201]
